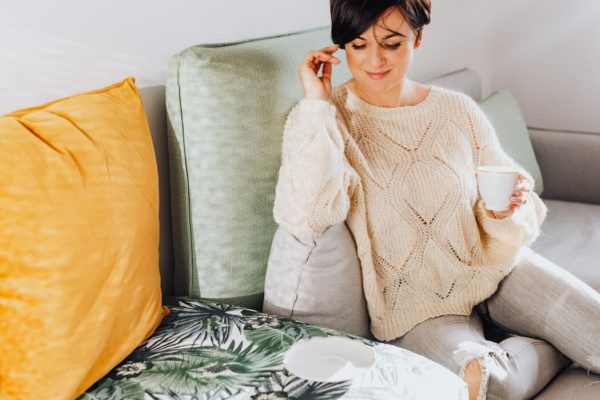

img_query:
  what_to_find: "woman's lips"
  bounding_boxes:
[366,70,390,79]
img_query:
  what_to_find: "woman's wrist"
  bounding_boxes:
[489,208,515,220]
[484,207,509,220]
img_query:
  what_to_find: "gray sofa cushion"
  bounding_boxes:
[263,223,372,338]
[535,365,600,399]
[139,86,174,297]
[425,68,482,101]
[530,128,600,205]
[530,199,600,292]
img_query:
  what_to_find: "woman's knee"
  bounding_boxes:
[463,358,483,400]
[458,348,530,400]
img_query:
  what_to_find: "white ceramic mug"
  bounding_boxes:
[476,165,520,211]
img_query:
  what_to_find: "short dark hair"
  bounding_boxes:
[330,0,431,49]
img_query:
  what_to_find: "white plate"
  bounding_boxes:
[283,336,376,382]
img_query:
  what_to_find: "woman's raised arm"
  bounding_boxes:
[273,99,360,244]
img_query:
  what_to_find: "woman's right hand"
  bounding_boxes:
[297,44,342,101]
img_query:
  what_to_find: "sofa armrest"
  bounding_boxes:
[529,128,600,205]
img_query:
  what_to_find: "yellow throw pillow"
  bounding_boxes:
[0,77,167,400]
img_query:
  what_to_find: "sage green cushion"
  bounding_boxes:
[478,90,544,195]
[165,26,351,310]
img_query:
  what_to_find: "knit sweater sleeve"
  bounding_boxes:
[466,99,547,249]
[273,98,360,244]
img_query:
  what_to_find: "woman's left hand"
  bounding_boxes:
[491,173,532,219]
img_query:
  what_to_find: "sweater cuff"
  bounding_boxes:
[476,196,541,248]
[297,98,336,121]
[282,98,339,153]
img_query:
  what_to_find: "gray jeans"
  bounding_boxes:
[390,247,600,400]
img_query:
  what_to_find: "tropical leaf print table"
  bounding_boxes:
[80,297,468,400]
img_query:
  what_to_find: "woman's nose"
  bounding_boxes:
[367,45,387,68]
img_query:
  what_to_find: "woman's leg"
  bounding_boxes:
[391,311,568,400]
[482,247,600,374]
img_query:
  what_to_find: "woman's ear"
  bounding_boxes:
[414,30,423,49]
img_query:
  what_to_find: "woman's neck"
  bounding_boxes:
[348,78,425,108]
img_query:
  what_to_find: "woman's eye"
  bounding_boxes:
[350,43,401,50]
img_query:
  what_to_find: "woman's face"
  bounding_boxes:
[345,7,422,94]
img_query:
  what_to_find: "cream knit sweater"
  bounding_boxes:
[273,82,547,341]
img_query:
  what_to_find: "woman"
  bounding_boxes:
[273,0,600,399]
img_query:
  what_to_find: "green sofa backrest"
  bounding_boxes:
[166,26,351,309]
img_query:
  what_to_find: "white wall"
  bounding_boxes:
[413,0,494,95]
[490,0,600,132]
[0,0,331,114]
[0,0,493,115]
[2,1,597,132]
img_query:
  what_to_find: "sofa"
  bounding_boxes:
[71,26,599,399]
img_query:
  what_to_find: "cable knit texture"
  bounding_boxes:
[273,82,547,341]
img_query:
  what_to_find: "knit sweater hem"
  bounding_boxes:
[371,274,507,341]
